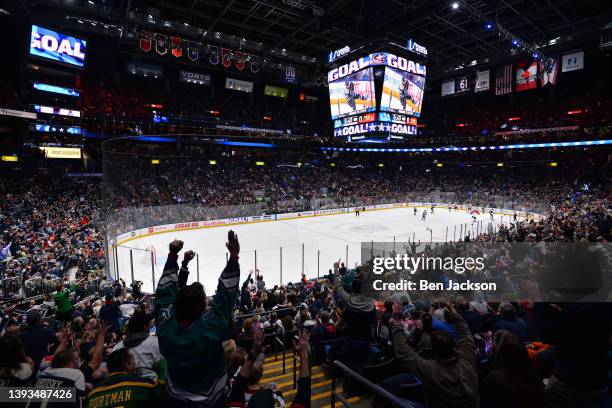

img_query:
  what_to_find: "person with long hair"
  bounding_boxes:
[0,335,34,386]
[480,330,545,408]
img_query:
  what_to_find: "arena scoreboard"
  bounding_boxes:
[327,51,426,142]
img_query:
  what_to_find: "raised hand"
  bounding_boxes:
[294,328,310,355]
[250,328,268,356]
[226,230,240,257]
[445,302,456,316]
[96,323,110,340]
[183,250,195,264]
[169,239,184,255]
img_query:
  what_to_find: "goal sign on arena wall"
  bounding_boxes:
[327,51,426,142]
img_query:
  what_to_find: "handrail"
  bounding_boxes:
[274,336,286,374]
[292,333,301,389]
[235,306,298,320]
[330,360,417,408]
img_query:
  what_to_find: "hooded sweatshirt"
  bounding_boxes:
[391,312,479,408]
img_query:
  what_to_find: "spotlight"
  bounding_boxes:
[451,2,459,9]
[512,39,519,46]
[485,22,493,30]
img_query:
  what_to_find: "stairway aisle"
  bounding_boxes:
[260,354,371,408]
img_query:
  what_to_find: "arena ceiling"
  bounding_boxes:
[9,0,612,78]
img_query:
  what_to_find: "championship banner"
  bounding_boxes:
[209,46,219,65]
[495,64,512,95]
[187,41,198,61]
[221,48,232,67]
[170,36,183,58]
[155,35,168,55]
[139,31,152,52]
[250,55,259,73]
[562,50,584,72]
[515,61,538,92]
[539,57,559,87]
[235,51,245,71]
[474,70,490,92]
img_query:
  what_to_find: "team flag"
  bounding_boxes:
[187,41,199,61]
[221,48,232,67]
[170,37,183,58]
[139,31,151,52]
[155,35,168,55]
[539,57,559,86]
[515,61,538,92]
[250,56,259,73]
[495,64,512,95]
[235,51,245,71]
[208,46,219,65]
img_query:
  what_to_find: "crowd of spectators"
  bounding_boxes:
[0,212,609,407]
[0,144,610,407]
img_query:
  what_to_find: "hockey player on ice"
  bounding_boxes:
[345,80,356,110]
[422,209,428,221]
[489,209,494,220]
[414,207,417,216]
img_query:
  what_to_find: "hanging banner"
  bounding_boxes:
[187,41,199,61]
[140,31,152,52]
[221,48,232,67]
[170,36,183,58]
[155,35,168,55]
[441,79,454,96]
[250,55,259,73]
[235,51,245,71]
[454,76,470,94]
[515,61,538,92]
[539,57,559,86]
[209,46,219,65]
[474,70,490,92]
[561,50,584,72]
[283,65,297,84]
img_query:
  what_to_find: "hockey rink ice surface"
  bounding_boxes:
[116,208,509,294]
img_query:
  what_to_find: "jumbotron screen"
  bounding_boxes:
[328,67,376,119]
[380,67,425,117]
[327,52,426,140]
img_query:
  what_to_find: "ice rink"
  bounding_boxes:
[115,207,510,294]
